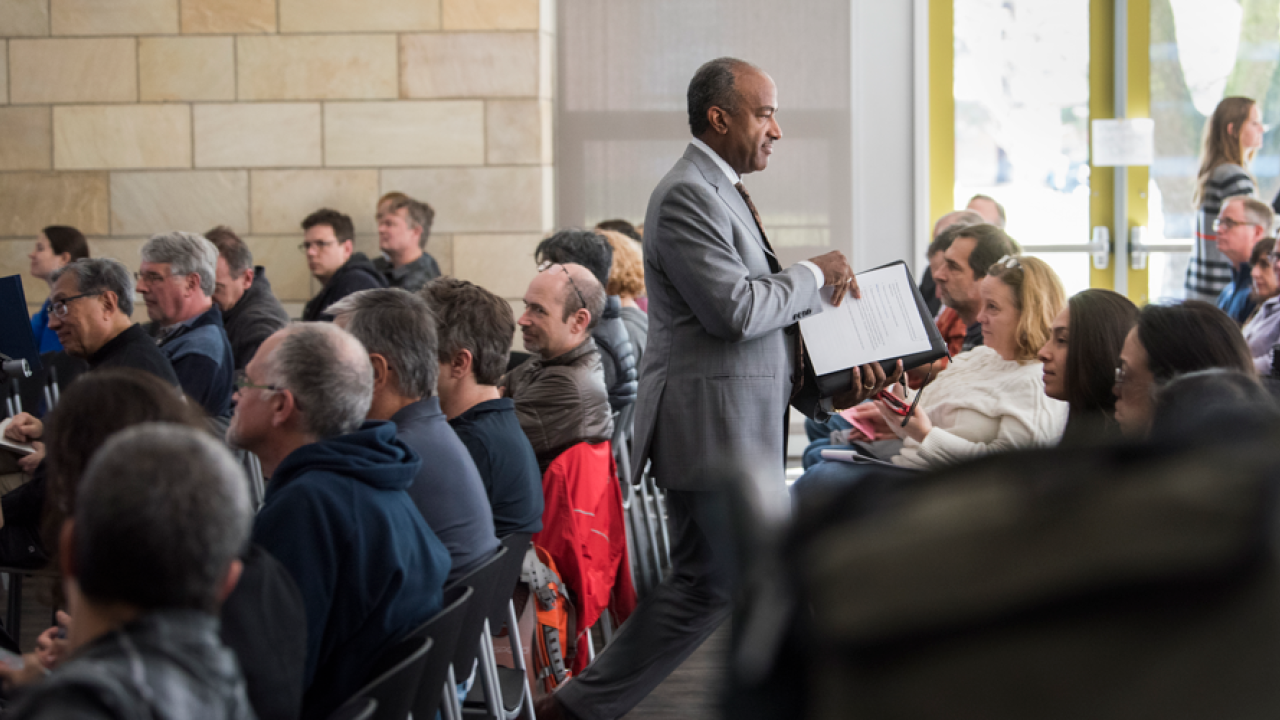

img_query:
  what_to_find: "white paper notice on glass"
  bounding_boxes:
[799,263,933,376]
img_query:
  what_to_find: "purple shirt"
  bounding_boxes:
[1243,296,1280,374]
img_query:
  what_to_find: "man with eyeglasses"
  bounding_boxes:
[299,208,386,322]
[1212,196,1275,324]
[504,261,613,471]
[1,258,178,472]
[139,231,236,418]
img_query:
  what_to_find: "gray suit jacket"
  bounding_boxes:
[632,143,824,491]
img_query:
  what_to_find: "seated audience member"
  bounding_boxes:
[3,258,179,473]
[933,223,1018,352]
[12,370,305,720]
[505,262,614,471]
[535,230,638,413]
[1037,289,1139,445]
[966,193,1007,228]
[1243,239,1280,373]
[139,231,235,418]
[227,323,449,719]
[206,226,290,370]
[1113,300,1255,438]
[918,209,985,318]
[600,229,649,369]
[299,208,386,321]
[327,289,499,583]
[795,256,1068,497]
[595,218,642,243]
[0,423,255,720]
[421,278,544,536]
[373,193,440,291]
[1149,368,1280,443]
[1213,196,1274,324]
[27,225,90,354]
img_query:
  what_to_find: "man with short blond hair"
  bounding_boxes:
[373,194,441,292]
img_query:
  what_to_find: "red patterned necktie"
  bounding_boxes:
[735,182,780,273]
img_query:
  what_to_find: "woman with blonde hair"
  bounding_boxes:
[794,255,1068,498]
[1186,96,1265,301]
[599,229,648,366]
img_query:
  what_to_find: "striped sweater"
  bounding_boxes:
[1185,162,1255,301]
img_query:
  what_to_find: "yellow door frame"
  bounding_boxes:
[929,0,1150,301]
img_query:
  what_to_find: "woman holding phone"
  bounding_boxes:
[794,255,1068,497]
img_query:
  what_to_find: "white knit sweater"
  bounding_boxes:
[892,346,1068,470]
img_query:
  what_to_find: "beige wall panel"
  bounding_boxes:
[244,235,313,303]
[139,37,235,102]
[10,39,137,104]
[0,0,50,36]
[181,0,276,33]
[250,169,379,235]
[279,0,440,32]
[400,32,537,99]
[485,99,546,165]
[0,172,110,236]
[441,0,538,30]
[1,43,7,104]
[451,233,541,298]
[427,233,452,276]
[110,170,249,236]
[195,103,322,168]
[51,0,178,35]
[381,167,547,233]
[54,105,192,170]
[0,107,51,171]
[323,101,484,167]
[238,35,397,101]
[87,237,148,273]
[0,240,42,304]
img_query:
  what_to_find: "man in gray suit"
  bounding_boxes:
[540,57,894,720]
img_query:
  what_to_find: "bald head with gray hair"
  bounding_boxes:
[140,231,219,296]
[263,323,374,438]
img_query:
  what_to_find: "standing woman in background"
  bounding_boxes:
[1185,96,1264,301]
[27,226,90,354]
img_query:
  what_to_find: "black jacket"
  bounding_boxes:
[221,267,291,370]
[301,253,387,322]
[592,296,638,414]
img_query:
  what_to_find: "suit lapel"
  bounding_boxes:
[684,144,778,265]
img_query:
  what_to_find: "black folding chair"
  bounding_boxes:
[326,696,377,720]
[347,634,431,720]
[440,545,509,720]
[465,533,535,720]
[408,584,474,720]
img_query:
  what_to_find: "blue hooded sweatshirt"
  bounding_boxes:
[251,421,451,720]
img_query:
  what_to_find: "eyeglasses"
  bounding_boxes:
[1268,251,1280,265]
[134,270,174,286]
[1213,216,1255,233]
[1114,366,1128,386]
[234,370,283,393]
[299,240,338,252]
[537,261,587,310]
[50,292,102,318]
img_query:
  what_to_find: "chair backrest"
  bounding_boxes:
[408,584,474,720]
[442,545,509,669]
[489,533,533,630]
[326,696,377,720]
[348,635,431,720]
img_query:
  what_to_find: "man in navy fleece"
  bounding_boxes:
[227,322,450,720]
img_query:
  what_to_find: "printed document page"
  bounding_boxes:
[799,263,933,375]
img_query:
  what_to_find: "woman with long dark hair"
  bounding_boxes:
[1037,289,1139,444]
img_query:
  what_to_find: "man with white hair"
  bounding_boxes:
[227,323,450,720]
[138,231,235,417]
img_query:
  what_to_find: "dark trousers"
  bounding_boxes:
[555,488,733,720]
